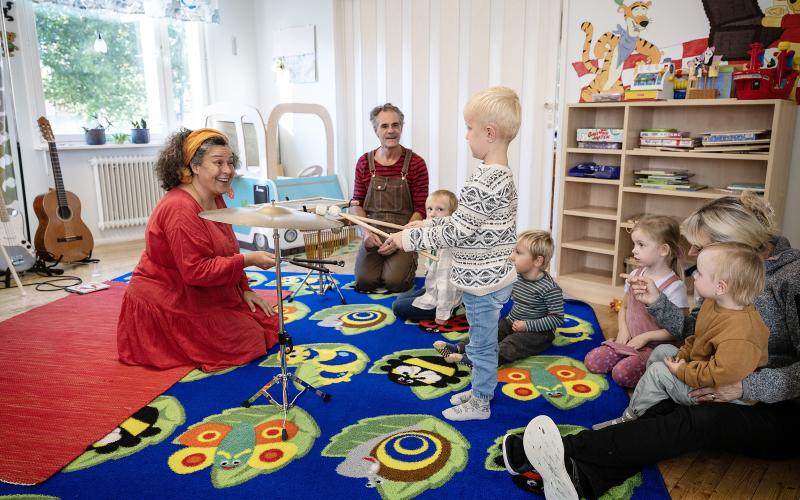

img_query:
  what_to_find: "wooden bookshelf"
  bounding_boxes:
[555,99,796,304]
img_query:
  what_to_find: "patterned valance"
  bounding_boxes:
[31,0,220,23]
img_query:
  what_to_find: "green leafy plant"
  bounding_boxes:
[112,133,128,144]
[82,113,112,131]
[131,117,148,129]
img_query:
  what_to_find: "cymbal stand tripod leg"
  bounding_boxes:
[241,229,330,440]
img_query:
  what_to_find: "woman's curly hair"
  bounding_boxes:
[155,128,239,191]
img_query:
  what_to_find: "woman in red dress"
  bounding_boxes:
[117,128,279,372]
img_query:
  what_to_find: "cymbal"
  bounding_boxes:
[199,204,343,230]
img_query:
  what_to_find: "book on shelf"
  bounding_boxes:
[700,130,771,144]
[634,182,707,191]
[694,144,769,152]
[576,141,622,149]
[639,130,690,138]
[576,128,624,143]
[635,178,690,185]
[639,137,700,148]
[633,169,689,176]
[726,182,765,193]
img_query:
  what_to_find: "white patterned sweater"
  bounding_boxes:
[401,163,518,296]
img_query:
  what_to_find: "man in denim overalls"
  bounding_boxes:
[351,104,429,292]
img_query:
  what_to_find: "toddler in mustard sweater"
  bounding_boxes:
[594,242,769,429]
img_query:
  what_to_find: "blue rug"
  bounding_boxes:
[0,271,668,499]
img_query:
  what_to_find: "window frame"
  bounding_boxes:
[23,2,209,144]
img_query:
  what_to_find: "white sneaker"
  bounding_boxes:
[522,415,579,500]
[449,389,472,405]
[442,396,490,421]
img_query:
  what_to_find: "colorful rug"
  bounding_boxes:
[0,271,668,499]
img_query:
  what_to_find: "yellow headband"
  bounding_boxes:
[182,128,227,168]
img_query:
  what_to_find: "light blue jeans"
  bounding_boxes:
[462,283,514,401]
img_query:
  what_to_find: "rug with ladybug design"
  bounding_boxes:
[0,272,668,499]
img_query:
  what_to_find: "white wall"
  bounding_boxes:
[333,0,562,231]
[561,0,800,245]
[205,0,260,107]
[253,0,338,179]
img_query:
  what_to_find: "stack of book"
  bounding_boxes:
[638,129,699,150]
[576,128,624,149]
[697,130,771,152]
[633,169,707,191]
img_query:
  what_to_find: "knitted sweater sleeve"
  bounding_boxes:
[401,169,509,251]
[646,293,699,340]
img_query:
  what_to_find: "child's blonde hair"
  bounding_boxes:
[428,189,458,214]
[683,191,775,253]
[517,230,555,270]
[633,215,684,279]
[702,242,765,306]
[464,86,521,141]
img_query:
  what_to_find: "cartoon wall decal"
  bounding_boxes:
[577,0,662,101]
[64,396,185,472]
[259,342,370,387]
[322,414,469,498]
[167,406,319,488]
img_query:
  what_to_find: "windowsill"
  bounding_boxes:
[34,142,163,151]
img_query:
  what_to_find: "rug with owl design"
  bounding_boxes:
[0,271,669,499]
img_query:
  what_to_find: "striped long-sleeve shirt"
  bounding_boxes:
[400,163,517,296]
[506,272,565,332]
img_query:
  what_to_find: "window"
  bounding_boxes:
[33,3,207,139]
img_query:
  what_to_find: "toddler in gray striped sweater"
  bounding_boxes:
[437,230,564,366]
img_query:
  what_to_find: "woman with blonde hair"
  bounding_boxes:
[501,192,800,499]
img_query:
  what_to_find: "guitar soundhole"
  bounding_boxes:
[57,205,73,220]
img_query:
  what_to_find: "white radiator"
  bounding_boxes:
[91,155,163,230]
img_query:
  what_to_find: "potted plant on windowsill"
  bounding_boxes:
[83,114,112,145]
[130,118,150,144]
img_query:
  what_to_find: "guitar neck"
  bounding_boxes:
[45,141,69,207]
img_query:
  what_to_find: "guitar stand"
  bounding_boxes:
[286,259,346,304]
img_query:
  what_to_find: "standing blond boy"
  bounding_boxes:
[388,86,521,421]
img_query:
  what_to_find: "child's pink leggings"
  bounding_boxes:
[584,345,647,388]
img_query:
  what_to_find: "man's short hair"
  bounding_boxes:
[464,86,521,141]
[369,103,405,130]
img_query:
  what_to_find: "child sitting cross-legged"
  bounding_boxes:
[592,242,769,430]
[434,229,564,367]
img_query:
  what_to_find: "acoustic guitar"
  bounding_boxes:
[34,117,94,263]
[0,191,35,273]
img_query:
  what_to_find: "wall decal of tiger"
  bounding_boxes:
[579,0,662,102]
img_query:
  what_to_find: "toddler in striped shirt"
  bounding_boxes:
[436,230,564,366]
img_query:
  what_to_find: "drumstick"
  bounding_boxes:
[347,214,407,231]
[339,213,438,261]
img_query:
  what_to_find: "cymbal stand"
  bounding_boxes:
[242,229,330,440]
[286,256,346,304]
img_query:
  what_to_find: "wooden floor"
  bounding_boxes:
[1,241,798,498]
